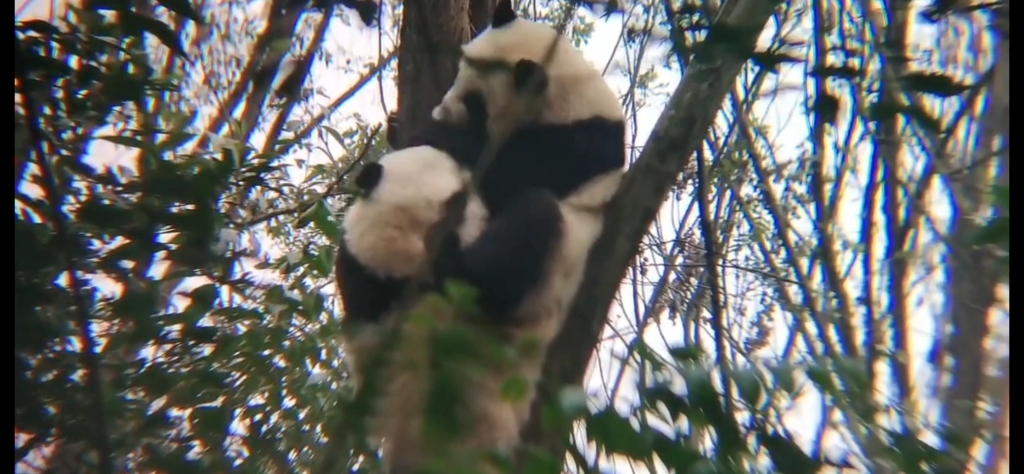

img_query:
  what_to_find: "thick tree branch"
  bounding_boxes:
[519,0,781,455]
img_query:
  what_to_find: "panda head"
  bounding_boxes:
[342,146,471,279]
[430,0,622,131]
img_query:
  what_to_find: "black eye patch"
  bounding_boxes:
[354,162,383,194]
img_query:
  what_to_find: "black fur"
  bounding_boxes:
[512,59,548,93]
[336,96,491,326]
[492,0,517,28]
[435,188,564,319]
[450,97,626,214]
[335,242,407,324]
[404,94,490,162]
[354,162,383,192]
[425,63,625,317]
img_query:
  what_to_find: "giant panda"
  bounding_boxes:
[430,0,626,213]
[426,0,627,432]
[336,144,622,474]
[334,143,520,474]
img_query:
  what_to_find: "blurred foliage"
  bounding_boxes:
[13,0,1005,473]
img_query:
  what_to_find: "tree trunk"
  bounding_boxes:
[392,0,473,149]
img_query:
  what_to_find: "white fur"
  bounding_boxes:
[340,145,509,473]
[342,145,488,280]
[431,17,623,130]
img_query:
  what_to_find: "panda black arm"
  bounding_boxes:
[335,240,408,324]
[436,189,563,320]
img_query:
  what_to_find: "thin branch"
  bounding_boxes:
[235,126,381,229]
[276,50,396,157]
[193,0,299,151]
[694,146,734,415]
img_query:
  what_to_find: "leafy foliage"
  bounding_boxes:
[14,0,1008,473]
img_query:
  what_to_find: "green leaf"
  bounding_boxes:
[295,203,318,229]
[500,376,530,403]
[991,184,1009,209]
[902,102,943,134]
[750,51,803,73]
[732,367,763,407]
[805,362,838,397]
[17,20,63,35]
[156,130,196,153]
[310,200,341,242]
[586,409,651,460]
[642,384,691,423]
[191,405,232,448]
[322,125,347,148]
[121,11,189,58]
[186,283,219,314]
[83,0,132,12]
[311,249,333,276]
[155,0,204,22]
[810,65,861,81]
[975,216,1009,246]
[768,363,797,394]
[668,345,703,363]
[834,357,870,394]
[680,364,716,411]
[651,432,704,471]
[443,279,480,316]
[757,428,819,474]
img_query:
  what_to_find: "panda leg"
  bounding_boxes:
[441,188,563,320]
[335,241,408,324]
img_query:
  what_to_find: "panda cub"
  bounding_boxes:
[427,0,627,430]
[335,143,523,474]
[431,0,626,212]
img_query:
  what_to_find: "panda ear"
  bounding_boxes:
[492,0,516,28]
[512,59,549,93]
[354,162,384,193]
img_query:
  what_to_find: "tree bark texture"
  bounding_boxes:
[393,0,473,148]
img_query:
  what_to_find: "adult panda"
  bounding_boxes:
[427,0,626,432]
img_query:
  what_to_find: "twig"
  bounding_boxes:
[234,125,381,229]
[694,146,733,417]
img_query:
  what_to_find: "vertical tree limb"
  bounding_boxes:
[393,0,472,149]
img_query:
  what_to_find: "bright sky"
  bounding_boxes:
[15,0,1009,473]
